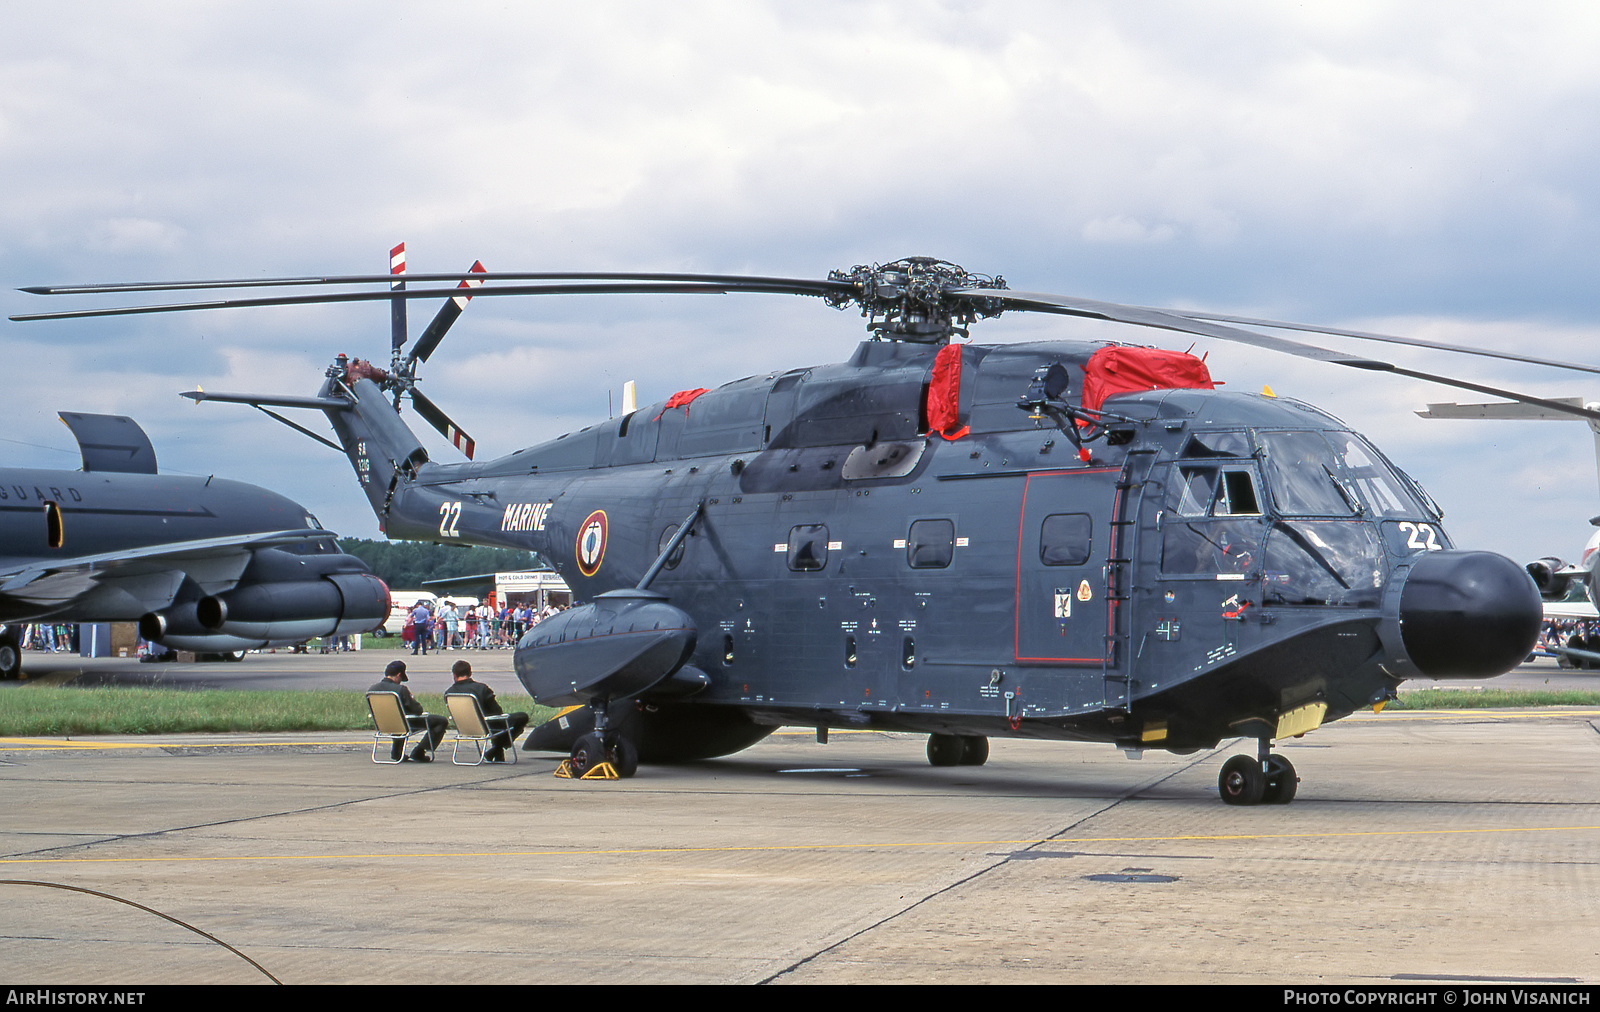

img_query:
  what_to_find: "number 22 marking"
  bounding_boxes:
[1398,521,1440,552]
[439,501,462,538]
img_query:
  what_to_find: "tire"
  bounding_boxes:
[1219,754,1266,806]
[570,732,609,778]
[927,733,964,766]
[0,626,19,681]
[1261,754,1298,805]
[958,735,989,766]
[608,735,639,778]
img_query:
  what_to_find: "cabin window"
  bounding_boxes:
[44,501,63,549]
[906,519,955,569]
[787,525,830,572]
[1040,513,1093,566]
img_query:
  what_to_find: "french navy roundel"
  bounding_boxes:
[576,510,608,577]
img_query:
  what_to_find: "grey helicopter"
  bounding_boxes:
[18,253,1587,804]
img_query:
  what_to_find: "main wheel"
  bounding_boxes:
[607,735,639,778]
[927,733,964,766]
[958,735,989,766]
[570,732,609,777]
[0,626,20,680]
[1219,754,1266,806]
[1261,754,1298,805]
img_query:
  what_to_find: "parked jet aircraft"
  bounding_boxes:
[0,411,389,678]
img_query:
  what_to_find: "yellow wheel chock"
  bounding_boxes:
[554,759,619,780]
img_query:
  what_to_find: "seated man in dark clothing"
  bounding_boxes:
[444,659,530,762]
[369,659,447,762]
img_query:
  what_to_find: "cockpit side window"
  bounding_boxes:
[1168,466,1220,517]
[1167,465,1262,517]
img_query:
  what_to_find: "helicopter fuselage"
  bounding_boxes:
[327,337,1539,755]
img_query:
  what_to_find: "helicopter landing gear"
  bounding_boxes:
[561,701,639,779]
[927,734,989,767]
[563,732,638,779]
[1219,742,1298,806]
[1262,754,1297,805]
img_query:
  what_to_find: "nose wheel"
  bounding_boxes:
[1219,748,1297,806]
[561,698,640,780]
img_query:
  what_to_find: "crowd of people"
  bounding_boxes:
[20,623,77,652]
[401,598,566,655]
[1542,618,1600,669]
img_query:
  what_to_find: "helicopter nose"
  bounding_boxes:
[1397,550,1542,678]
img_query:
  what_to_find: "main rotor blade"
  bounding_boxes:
[409,261,487,367]
[409,387,476,460]
[966,288,1600,424]
[960,288,1390,367]
[8,281,736,321]
[1166,309,1600,378]
[20,271,852,297]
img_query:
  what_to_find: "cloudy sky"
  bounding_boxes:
[3,1,1599,563]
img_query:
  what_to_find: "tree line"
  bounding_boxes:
[336,539,546,590]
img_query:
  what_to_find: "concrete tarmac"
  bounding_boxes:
[2,703,1599,985]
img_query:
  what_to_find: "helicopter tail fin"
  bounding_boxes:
[319,374,430,525]
[183,368,432,531]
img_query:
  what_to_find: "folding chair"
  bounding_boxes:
[366,690,435,763]
[446,693,518,765]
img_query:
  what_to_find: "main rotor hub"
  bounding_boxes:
[827,256,1008,343]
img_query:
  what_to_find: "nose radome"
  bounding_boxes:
[1398,550,1542,678]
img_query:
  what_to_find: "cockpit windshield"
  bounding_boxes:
[1257,430,1430,519]
[1160,428,1429,605]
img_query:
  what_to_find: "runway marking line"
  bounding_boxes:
[0,729,881,753]
[2,712,1596,753]
[0,738,373,751]
[3,823,1598,867]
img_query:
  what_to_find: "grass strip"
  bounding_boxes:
[1390,688,1600,710]
[5,685,1597,737]
[0,687,556,737]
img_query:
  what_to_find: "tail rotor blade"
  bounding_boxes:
[390,242,407,355]
[410,261,487,366]
[410,387,476,460]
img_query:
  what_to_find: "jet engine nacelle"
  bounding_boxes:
[513,588,696,706]
[1526,557,1575,601]
[139,545,390,650]
[195,571,390,641]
